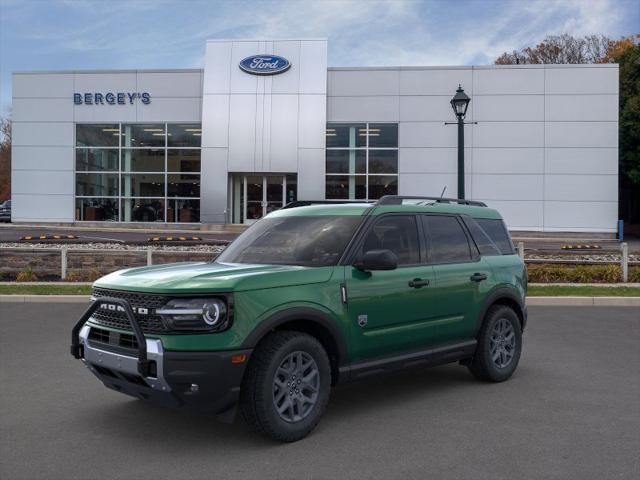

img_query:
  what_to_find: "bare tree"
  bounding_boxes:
[0,116,11,202]
[495,34,610,64]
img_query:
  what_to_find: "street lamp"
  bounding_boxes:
[448,85,472,199]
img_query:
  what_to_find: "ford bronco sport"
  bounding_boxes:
[71,195,527,442]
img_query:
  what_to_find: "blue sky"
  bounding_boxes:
[1,0,638,115]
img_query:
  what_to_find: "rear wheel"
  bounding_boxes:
[240,331,331,442]
[468,305,522,382]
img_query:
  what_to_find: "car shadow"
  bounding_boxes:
[75,363,482,448]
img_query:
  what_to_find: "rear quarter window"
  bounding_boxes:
[474,218,515,255]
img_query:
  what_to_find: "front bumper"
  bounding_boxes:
[72,298,251,420]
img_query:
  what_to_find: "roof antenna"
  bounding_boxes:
[438,186,446,202]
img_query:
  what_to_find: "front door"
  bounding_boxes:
[236,175,296,224]
[345,215,438,361]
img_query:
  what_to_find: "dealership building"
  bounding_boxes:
[11,39,619,232]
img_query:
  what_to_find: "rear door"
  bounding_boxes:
[421,214,493,344]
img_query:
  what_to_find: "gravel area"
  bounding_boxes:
[0,242,226,253]
[525,252,639,262]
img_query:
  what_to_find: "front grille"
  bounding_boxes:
[88,327,139,351]
[90,288,169,333]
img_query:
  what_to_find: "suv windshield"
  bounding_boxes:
[217,215,363,267]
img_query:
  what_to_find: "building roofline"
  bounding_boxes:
[206,38,327,42]
[12,68,204,75]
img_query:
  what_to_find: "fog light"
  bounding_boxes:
[189,383,199,394]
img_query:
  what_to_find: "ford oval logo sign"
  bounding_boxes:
[239,55,291,75]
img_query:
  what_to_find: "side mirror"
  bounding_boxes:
[354,249,398,272]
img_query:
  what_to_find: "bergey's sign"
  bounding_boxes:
[239,55,291,75]
[74,92,151,105]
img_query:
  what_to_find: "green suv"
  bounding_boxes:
[71,195,527,442]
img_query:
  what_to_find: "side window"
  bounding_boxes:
[463,216,501,256]
[475,218,515,255]
[422,215,472,263]
[360,216,420,265]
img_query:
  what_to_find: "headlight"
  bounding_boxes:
[157,298,229,332]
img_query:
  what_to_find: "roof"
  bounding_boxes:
[268,201,503,220]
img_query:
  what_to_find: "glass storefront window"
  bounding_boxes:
[121,124,165,148]
[76,124,120,147]
[121,199,165,222]
[121,149,165,172]
[76,173,119,197]
[75,198,119,221]
[167,150,200,172]
[326,123,398,200]
[168,124,202,147]
[326,123,366,148]
[167,199,200,223]
[121,174,165,197]
[167,174,200,197]
[75,148,118,171]
[75,123,201,222]
[326,175,366,200]
[368,123,398,148]
[326,150,366,174]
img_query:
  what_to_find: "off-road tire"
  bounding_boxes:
[468,305,522,382]
[240,331,331,442]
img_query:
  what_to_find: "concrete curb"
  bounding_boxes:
[1,295,640,306]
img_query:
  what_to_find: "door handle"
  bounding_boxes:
[470,272,488,282]
[408,278,430,288]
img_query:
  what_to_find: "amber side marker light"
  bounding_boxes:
[231,354,247,364]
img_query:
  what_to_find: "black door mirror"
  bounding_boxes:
[354,249,398,271]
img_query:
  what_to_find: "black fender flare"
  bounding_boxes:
[241,307,349,366]
[474,287,526,335]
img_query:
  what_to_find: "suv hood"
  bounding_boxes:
[93,261,335,294]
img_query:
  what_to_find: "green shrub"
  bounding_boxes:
[527,264,622,283]
[629,266,640,283]
[16,267,38,282]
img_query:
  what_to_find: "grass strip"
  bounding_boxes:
[0,284,92,295]
[527,285,640,297]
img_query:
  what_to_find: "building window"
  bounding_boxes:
[74,123,201,222]
[325,123,398,200]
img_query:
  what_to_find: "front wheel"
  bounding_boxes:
[468,305,522,382]
[240,331,331,442]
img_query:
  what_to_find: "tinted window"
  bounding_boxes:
[217,216,362,267]
[476,218,514,254]
[423,215,472,263]
[361,216,420,265]
[463,216,502,256]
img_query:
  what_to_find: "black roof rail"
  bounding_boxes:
[281,200,375,210]
[376,195,487,207]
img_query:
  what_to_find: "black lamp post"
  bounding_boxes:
[448,85,471,199]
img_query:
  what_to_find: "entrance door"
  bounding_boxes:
[237,175,295,224]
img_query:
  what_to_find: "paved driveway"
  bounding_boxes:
[1,304,638,480]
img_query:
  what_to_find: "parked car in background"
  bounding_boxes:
[0,200,11,222]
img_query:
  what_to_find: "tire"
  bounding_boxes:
[468,305,522,382]
[240,331,331,442]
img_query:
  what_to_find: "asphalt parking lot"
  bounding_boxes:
[1,304,638,480]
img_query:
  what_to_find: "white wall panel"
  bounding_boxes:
[481,200,543,229]
[13,98,74,122]
[137,97,201,122]
[328,70,399,96]
[473,95,544,121]
[399,96,468,122]
[545,122,618,148]
[200,148,228,223]
[399,68,472,96]
[13,73,74,98]
[227,94,257,171]
[544,201,617,231]
[328,96,398,122]
[228,41,261,94]
[74,73,137,92]
[203,42,232,94]
[545,94,618,122]
[473,122,544,148]
[201,95,229,148]
[297,149,325,199]
[12,122,74,146]
[472,174,543,201]
[400,147,472,174]
[545,66,618,94]
[545,174,617,202]
[545,148,617,175]
[73,103,137,122]
[298,95,326,149]
[473,67,544,95]
[398,173,458,197]
[299,41,328,94]
[12,170,74,195]
[137,71,202,97]
[399,122,472,148]
[473,148,544,174]
[11,194,74,221]
[12,146,73,171]
[269,94,299,172]
[270,41,301,94]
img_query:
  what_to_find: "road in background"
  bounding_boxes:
[1,305,639,480]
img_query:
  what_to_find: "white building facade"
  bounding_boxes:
[11,39,619,232]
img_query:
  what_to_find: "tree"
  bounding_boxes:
[495,34,610,64]
[0,116,10,202]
